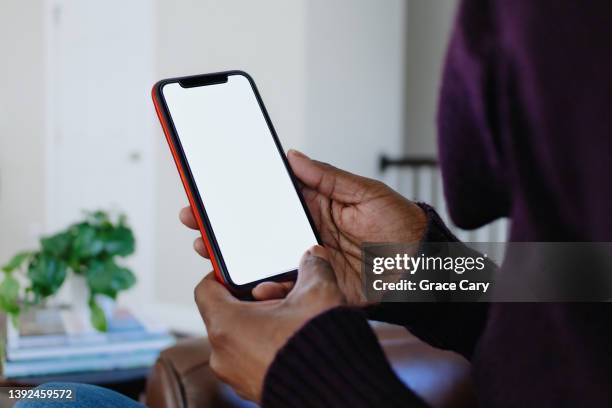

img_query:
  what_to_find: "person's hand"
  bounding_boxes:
[287,150,427,303]
[180,150,427,303]
[195,245,344,403]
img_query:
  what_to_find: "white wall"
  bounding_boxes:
[403,0,457,156]
[304,0,406,179]
[0,0,46,263]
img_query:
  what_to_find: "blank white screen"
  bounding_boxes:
[162,74,317,285]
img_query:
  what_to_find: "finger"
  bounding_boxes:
[194,272,237,324]
[294,245,337,291]
[193,237,210,259]
[179,206,199,230]
[252,281,294,300]
[287,149,379,203]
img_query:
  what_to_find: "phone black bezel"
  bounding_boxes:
[153,70,321,297]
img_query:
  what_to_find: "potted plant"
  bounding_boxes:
[0,211,136,331]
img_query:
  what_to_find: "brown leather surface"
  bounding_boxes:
[145,337,234,408]
[146,324,476,408]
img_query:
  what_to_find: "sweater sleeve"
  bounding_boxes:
[365,203,490,360]
[261,205,488,407]
[262,307,428,408]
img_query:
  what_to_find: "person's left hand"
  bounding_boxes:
[194,245,344,403]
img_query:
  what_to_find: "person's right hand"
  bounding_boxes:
[180,149,427,304]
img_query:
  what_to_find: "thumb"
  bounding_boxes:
[287,149,377,204]
[293,245,337,292]
[194,272,238,326]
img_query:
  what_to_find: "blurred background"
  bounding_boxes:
[0,0,485,334]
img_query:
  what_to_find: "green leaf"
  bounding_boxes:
[85,259,135,299]
[88,298,107,332]
[101,225,135,256]
[71,223,104,259]
[0,274,20,315]
[26,254,67,297]
[1,210,136,323]
[41,232,71,257]
[2,251,31,273]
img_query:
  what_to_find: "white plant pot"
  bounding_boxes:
[70,275,89,308]
[70,275,116,326]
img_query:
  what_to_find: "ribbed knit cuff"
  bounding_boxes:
[262,307,427,408]
[365,203,489,359]
[416,202,460,243]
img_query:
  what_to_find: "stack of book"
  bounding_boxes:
[2,307,175,378]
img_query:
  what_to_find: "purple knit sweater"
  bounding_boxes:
[262,1,612,406]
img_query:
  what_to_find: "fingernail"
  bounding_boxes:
[308,245,329,261]
[288,149,308,159]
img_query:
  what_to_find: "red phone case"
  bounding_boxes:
[152,87,225,286]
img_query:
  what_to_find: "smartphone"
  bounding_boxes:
[152,71,320,296]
